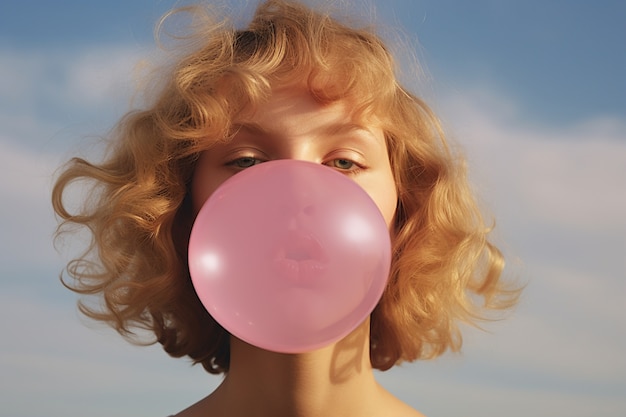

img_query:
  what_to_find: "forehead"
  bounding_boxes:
[234,87,384,135]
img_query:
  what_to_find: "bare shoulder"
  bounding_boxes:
[376,384,427,417]
[170,392,218,417]
[399,405,428,417]
[386,399,427,417]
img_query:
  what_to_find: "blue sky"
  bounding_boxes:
[1,1,625,416]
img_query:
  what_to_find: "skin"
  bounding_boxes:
[180,87,425,417]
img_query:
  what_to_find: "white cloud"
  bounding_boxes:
[417,88,626,416]
[0,139,60,268]
[0,45,146,155]
[0,44,144,106]
[0,46,49,104]
[0,45,150,270]
[64,46,148,107]
[440,88,626,235]
[378,363,626,417]
[0,137,61,197]
[0,290,220,417]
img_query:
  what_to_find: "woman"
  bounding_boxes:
[52,1,520,415]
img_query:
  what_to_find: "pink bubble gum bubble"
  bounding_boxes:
[188,159,391,353]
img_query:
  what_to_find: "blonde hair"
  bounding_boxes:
[52,0,520,374]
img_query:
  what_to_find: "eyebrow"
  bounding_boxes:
[231,121,381,146]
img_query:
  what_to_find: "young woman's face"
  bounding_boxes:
[192,87,398,227]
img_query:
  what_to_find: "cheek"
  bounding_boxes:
[365,177,398,229]
[190,156,224,215]
[378,167,399,229]
[378,188,398,229]
[191,180,212,216]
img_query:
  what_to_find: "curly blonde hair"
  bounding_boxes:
[52,0,519,374]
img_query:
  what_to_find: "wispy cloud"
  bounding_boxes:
[0,291,219,417]
[441,88,626,234]
[0,45,145,156]
[0,45,144,106]
[63,46,148,107]
[378,362,626,417]
[423,87,626,416]
[0,45,149,267]
[0,139,60,269]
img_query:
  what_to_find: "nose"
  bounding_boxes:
[262,158,324,225]
[274,160,320,220]
[267,139,326,219]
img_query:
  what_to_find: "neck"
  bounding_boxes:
[209,320,382,417]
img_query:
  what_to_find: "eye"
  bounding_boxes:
[227,156,264,169]
[331,159,355,170]
[325,158,365,175]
